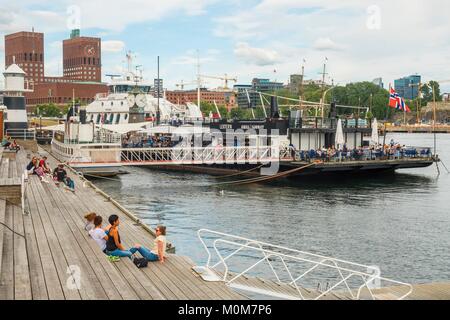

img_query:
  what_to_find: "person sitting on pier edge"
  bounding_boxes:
[105,215,133,258]
[39,156,51,174]
[10,139,20,152]
[1,136,11,149]
[53,163,75,191]
[129,225,167,264]
[84,212,97,232]
[89,215,109,254]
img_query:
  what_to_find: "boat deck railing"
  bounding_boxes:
[294,146,433,163]
[195,229,413,300]
[5,129,36,140]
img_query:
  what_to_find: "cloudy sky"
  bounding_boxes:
[0,0,449,91]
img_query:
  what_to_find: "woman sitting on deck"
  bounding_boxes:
[89,215,109,254]
[84,212,97,232]
[105,215,133,259]
[130,225,167,264]
[26,156,38,172]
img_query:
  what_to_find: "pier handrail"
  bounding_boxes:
[196,229,413,300]
[5,129,36,141]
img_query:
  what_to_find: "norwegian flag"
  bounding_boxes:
[389,88,411,113]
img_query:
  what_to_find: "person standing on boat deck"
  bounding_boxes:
[105,215,133,258]
[89,216,109,254]
[130,225,167,264]
[289,143,296,159]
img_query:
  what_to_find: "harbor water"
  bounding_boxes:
[93,133,450,285]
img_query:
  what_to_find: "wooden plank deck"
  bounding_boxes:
[2,146,448,300]
[0,148,246,300]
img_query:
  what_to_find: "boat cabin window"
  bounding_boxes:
[109,114,114,123]
[125,114,128,120]
[116,114,121,124]
[96,114,101,124]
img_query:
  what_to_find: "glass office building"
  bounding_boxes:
[394,75,421,100]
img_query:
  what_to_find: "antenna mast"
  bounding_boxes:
[197,50,201,109]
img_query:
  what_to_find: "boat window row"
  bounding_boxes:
[89,113,128,124]
[53,142,74,156]
[108,85,151,94]
[101,101,125,107]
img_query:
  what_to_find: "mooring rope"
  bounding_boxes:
[82,173,122,182]
[439,159,450,174]
[211,163,316,186]
[215,163,267,179]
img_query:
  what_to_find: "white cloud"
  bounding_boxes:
[234,42,279,66]
[0,1,215,34]
[171,50,216,65]
[313,38,342,51]
[214,0,450,88]
[102,40,125,53]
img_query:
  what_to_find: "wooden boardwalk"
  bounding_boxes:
[0,148,245,300]
[2,145,448,300]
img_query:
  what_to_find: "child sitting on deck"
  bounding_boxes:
[129,225,167,264]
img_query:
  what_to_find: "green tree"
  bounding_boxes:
[35,103,65,117]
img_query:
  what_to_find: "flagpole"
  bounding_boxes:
[404,103,406,126]
[383,84,391,147]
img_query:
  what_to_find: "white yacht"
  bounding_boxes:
[85,65,203,125]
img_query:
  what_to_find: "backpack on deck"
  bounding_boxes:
[133,257,148,268]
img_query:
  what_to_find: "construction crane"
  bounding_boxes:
[199,74,237,90]
[175,80,197,90]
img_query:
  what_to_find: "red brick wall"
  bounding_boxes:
[166,90,236,107]
[25,82,108,109]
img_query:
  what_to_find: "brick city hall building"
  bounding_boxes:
[4,31,45,86]
[4,29,107,110]
[63,29,101,82]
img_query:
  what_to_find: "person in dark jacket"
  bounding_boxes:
[53,164,75,190]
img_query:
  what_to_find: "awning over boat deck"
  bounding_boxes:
[138,125,211,135]
[37,124,65,132]
[98,122,153,134]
